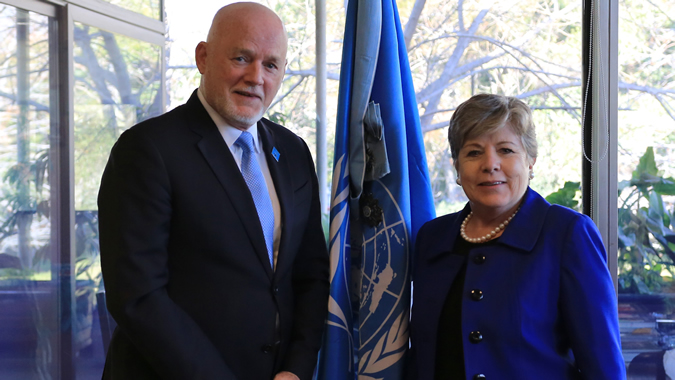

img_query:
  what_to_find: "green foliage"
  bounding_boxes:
[617,147,675,294]
[267,111,288,126]
[545,181,580,210]
[544,148,675,295]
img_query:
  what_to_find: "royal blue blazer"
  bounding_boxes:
[409,188,625,379]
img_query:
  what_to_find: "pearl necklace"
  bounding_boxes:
[460,207,520,243]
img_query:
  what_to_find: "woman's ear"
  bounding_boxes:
[528,156,537,170]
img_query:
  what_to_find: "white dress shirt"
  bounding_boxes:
[197,89,281,269]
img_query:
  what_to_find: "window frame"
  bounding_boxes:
[584,0,620,289]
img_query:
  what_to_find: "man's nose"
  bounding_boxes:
[244,64,264,86]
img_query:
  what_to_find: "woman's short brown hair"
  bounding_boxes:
[448,94,537,170]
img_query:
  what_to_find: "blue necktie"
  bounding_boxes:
[234,131,275,269]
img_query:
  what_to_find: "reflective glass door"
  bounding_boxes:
[0,5,58,379]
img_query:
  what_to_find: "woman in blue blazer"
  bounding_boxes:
[409,94,625,379]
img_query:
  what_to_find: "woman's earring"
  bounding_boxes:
[529,171,535,180]
[456,178,461,186]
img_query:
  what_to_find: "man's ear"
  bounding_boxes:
[195,42,207,74]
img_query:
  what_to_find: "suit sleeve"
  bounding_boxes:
[280,140,330,379]
[559,213,626,380]
[98,128,236,380]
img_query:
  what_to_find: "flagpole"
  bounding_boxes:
[316,0,328,212]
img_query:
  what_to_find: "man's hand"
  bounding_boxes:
[274,371,300,380]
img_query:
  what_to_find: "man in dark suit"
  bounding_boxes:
[97,3,329,380]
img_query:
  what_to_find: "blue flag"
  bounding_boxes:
[316,0,435,378]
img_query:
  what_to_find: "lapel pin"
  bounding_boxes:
[271,147,280,162]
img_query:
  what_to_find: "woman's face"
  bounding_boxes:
[457,125,535,217]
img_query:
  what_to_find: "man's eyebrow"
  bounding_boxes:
[264,55,284,63]
[232,47,254,55]
[230,48,284,65]
[232,47,282,57]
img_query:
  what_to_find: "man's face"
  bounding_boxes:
[196,13,287,130]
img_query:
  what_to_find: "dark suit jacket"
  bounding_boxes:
[98,90,329,380]
[409,188,625,380]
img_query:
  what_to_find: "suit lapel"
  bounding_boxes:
[258,120,293,277]
[185,92,274,280]
[499,187,548,252]
[425,206,469,263]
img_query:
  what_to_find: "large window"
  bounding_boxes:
[72,21,162,378]
[0,4,58,379]
[73,22,162,211]
[400,0,584,215]
[616,0,675,374]
[0,1,165,378]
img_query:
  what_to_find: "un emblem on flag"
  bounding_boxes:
[358,180,410,377]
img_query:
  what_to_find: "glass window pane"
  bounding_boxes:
[0,5,58,379]
[73,22,162,377]
[617,0,675,376]
[101,0,161,20]
[404,0,583,215]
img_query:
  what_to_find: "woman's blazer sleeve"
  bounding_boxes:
[558,210,626,379]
